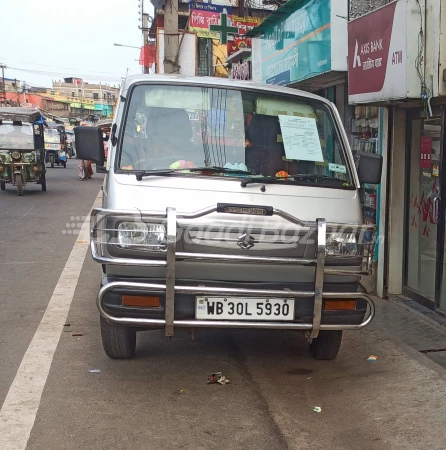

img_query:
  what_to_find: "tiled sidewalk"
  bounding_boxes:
[371,296,446,371]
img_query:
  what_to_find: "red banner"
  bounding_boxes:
[139,43,156,67]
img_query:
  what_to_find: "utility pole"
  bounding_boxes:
[14,78,19,105]
[143,13,150,74]
[238,0,244,18]
[164,0,179,74]
[22,81,27,106]
[0,63,6,107]
[80,80,84,119]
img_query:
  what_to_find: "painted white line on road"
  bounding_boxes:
[0,191,102,450]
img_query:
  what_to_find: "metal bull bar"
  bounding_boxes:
[91,203,377,339]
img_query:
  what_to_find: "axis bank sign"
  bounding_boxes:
[348,0,407,103]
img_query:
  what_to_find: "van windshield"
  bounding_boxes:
[118,84,353,186]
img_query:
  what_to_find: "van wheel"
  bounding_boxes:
[0,181,5,190]
[100,315,136,359]
[309,330,342,360]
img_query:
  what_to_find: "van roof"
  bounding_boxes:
[121,74,331,105]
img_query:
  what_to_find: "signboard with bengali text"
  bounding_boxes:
[252,0,336,85]
[189,3,232,39]
[227,16,261,57]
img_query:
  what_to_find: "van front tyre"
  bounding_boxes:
[100,315,136,359]
[309,330,342,360]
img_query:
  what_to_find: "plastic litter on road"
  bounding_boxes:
[313,407,322,413]
[367,355,378,362]
[207,372,230,385]
[88,369,101,373]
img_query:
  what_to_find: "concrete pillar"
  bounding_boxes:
[376,107,389,298]
[387,107,406,295]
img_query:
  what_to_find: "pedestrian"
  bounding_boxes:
[78,158,86,181]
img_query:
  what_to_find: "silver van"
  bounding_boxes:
[75,75,382,360]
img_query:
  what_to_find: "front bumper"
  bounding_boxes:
[100,276,370,328]
[91,204,377,338]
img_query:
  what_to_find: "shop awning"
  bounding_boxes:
[247,0,306,37]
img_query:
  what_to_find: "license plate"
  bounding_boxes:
[195,297,295,321]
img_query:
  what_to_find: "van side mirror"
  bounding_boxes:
[357,152,383,185]
[74,126,105,167]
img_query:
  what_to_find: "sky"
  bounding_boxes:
[0,0,151,89]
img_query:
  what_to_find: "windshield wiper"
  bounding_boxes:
[135,166,251,180]
[240,174,349,187]
[135,169,174,180]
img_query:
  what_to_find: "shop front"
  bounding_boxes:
[404,108,446,311]
[348,0,446,309]
[249,0,348,89]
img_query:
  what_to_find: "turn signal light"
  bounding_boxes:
[324,300,356,311]
[122,295,160,307]
[32,166,39,173]
[0,165,3,171]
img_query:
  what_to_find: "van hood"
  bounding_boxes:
[105,173,363,225]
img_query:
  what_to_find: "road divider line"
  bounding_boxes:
[0,191,102,450]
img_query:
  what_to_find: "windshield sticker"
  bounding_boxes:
[433,164,439,176]
[145,87,210,110]
[278,115,324,162]
[328,163,347,174]
[256,97,316,117]
[315,160,329,167]
[277,134,283,143]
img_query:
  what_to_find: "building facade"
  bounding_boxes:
[149,1,271,77]
[50,78,119,118]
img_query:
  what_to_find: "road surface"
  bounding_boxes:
[1,159,446,450]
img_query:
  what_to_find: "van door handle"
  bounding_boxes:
[433,196,440,224]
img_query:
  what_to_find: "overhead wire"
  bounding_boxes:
[0,57,125,76]
[6,66,124,82]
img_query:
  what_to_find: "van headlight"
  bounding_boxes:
[325,233,358,256]
[117,222,166,249]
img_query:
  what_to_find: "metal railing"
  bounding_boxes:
[91,204,377,338]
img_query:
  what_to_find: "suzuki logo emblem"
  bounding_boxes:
[237,233,255,250]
